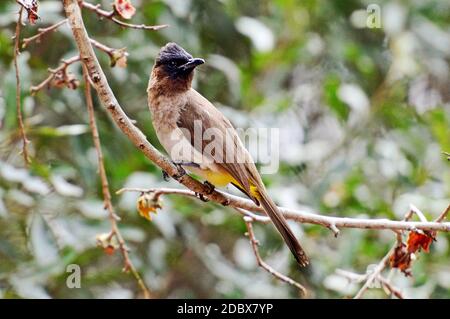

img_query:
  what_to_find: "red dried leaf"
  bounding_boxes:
[20,0,39,24]
[407,231,435,253]
[96,233,119,255]
[113,0,136,20]
[389,243,412,276]
[104,246,116,256]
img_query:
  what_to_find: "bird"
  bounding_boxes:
[147,42,309,266]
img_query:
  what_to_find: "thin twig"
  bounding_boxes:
[22,19,68,48]
[89,38,116,57]
[13,6,31,165]
[435,204,450,223]
[336,269,404,299]
[82,65,151,299]
[409,204,428,222]
[81,1,168,30]
[378,276,404,299]
[30,55,81,94]
[335,269,367,283]
[89,38,129,67]
[353,248,393,299]
[233,207,271,223]
[244,217,307,296]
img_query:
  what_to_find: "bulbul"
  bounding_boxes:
[147,43,309,266]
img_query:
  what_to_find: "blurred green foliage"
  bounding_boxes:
[0,0,449,298]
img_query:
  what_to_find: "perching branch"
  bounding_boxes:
[82,65,151,299]
[80,1,168,31]
[13,6,31,165]
[64,0,236,218]
[116,187,450,234]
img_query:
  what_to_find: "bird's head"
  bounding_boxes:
[152,43,204,90]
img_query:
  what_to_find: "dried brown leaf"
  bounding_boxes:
[113,0,136,20]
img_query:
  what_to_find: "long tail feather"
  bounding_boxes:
[255,188,309,267]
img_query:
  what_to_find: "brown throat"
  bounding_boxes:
[148,66,194,97]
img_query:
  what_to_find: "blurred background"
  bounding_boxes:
[0,0,449,298]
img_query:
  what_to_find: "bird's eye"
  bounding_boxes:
[170,61,177,67]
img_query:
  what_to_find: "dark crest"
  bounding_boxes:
[155,43,204,79]
[156,42,193,66]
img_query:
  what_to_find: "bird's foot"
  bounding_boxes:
[172,163,186,181]
[203,181,215,195]
[162,170,170,182]
[162,161,188,182]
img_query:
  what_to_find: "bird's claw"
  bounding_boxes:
[203,181,215,195]
[162,170,170,182]
[162,162,186,182]
[172,163,186,181]
[221,198,230,206]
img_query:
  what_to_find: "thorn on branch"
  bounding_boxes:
[328,223,340,237]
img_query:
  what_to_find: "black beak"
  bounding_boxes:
[179,58,205,72]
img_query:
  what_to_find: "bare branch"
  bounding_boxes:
[30,55,81,94]
[409,204,428,222]
[82,65,151,299]
[244,217,307,296]
[353,248,393,299]
[89,38,116,57]
[336,269,404,299]
[117,187,450,233]
[435,204,450,223]
[89,38,128,67]
[13,6,31,165]
[378,276,404,299]
[81,1,168,31]
[22,19,68,48]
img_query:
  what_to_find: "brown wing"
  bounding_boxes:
[178,90,309,266]
[176,89,262,198]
